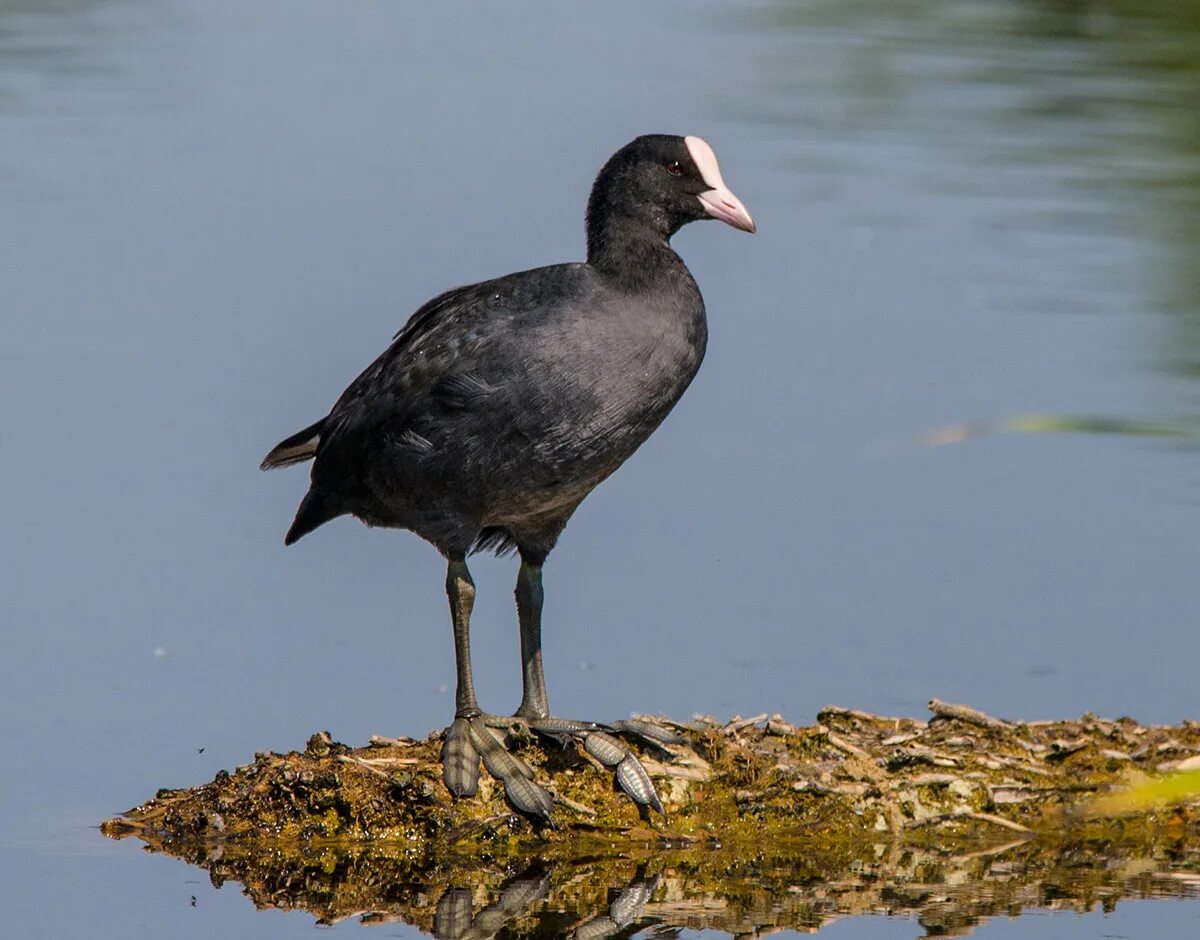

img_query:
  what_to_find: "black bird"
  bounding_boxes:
[262,134,754,818]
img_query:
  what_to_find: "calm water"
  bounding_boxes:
[2,0,1198,936]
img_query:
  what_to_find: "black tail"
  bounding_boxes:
[284,487,341,545]
[261,418,325,470]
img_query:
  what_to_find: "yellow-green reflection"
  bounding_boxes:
[922,412,1185,447]
[125,832,1200,936]
[1091,767,1200,816]
[106,703,1200,937]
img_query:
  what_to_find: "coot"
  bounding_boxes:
[262,134,754,818]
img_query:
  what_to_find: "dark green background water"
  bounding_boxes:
[2,1,1198,936]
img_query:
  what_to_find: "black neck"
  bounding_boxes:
[586,202,683,288]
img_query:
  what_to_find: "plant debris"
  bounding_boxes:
[101,701,1200,932]
[104,701,1200,852]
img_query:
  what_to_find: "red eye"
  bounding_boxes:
[665,161,682,176]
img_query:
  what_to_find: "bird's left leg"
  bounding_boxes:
[514,556,549,720]
[497,556,680,816]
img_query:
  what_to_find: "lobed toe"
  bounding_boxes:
[442,718,480,798]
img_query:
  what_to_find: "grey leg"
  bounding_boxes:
[440,554,682,818]
[447,557,479,719]
[442,556,481,798]
[515,560,549,720]
[508,557,676,817]
[440,553,554,816]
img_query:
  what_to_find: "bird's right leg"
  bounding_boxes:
[440,555,556,817]
[441,555,482,798]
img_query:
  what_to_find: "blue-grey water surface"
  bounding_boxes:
[2,1,1199,936]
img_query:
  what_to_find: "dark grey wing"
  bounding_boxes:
[278,279,504,543]
[391,282,480,343]
[314,281,493,458]
[331,282,482,417]
[297,261,599,513]
[315,263,593,458]
[264,281,487,476]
